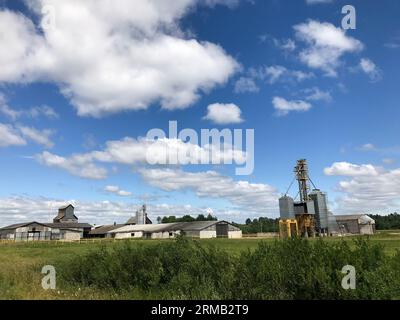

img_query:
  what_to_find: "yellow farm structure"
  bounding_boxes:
[279,219,298,239]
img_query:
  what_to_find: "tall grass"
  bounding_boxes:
[60,237,400,300]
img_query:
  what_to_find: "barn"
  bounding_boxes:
[0,221,91,241]
[335,214,376,235]
[108,221,242,239]
[0,204,92,241]
[89,206,153,238]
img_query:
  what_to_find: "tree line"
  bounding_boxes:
[158,214,218,224]
[156,215,278,234]
[156,213,400,233]
[236,217,279,234]
[369,213,400,230]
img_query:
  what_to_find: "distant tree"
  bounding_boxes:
[157,216,161,224]
[161,214,218,223]
[238,217,279,234]
[181,215,196,222]
[161,217,168,223]
[162,216,177,223]
[369,213,400,230]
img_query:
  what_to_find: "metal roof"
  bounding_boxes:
[110,223,180,234]
[0,221,48,231]
[89,224,125,235]
[58,204,74,210]
[179,221,221,231]
[125,216,153,225]
[46,222,92,229]
[126,216,137,224]
[335,214,375,224]
[335,214,367,221]
[109,221,229,234]
[0,221,92,231]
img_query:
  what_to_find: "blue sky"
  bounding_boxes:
[0,0,399,225]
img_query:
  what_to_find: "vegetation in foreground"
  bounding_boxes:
[59,237,400,300]
[0,236,399,300]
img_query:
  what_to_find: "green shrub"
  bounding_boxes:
[60,237,400,300]
[230,238,400,300]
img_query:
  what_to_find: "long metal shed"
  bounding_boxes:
[334,214,376,235]
[108,221,242,239]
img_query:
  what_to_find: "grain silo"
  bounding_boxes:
[135,204,147,225]
[309,189,329,235]
[279,195,296,219]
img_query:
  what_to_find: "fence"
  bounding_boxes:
[0,238,119,246]
[242,232,279,238]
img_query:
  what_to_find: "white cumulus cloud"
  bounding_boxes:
[324,162,400,213]
[0,195,262,227]
[204,103,244,124]
[36,151,108,180]
[359,58,383,82]
[234,77,259,94]
[104,185,132,197]
[139,168,279,214]
[303,87,332,102]
[324,162,379,177]
[272,97,312,116]
[18,126,55,148]
[35,136,248,179]
[294,20,363,76]
[0,93,58,120]
[0,0,239,117]
[0,123,27,147]
[0,122,55,149]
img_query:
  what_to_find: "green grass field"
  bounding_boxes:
[0,232,399,300]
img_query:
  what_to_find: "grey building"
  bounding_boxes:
[0,222,53,241]
[53,204,78,223]
[108,221,242,239]
[129,204,152,225]
[0,204,92,241]
[335,214,376,235]
[89,205,153,238]
[89,223,125,238]
[279,196,295,220]
[309,189,329,232]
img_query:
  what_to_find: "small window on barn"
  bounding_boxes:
[131,233,135,237]
[169,232,173,237]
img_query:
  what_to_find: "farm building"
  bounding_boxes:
[0,204,92,241]
[335,214,376,235]
[108,221,242,239]
[53,204,78,223]
[89,205,153,238]
[89,223,126,238]
[0,202,243,241]
[0,221,92,241]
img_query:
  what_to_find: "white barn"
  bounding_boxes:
[108,221,242,239]
[335,214,376,235]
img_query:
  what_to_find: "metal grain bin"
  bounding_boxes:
[279,196,295,219]
[309,189,329,229]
